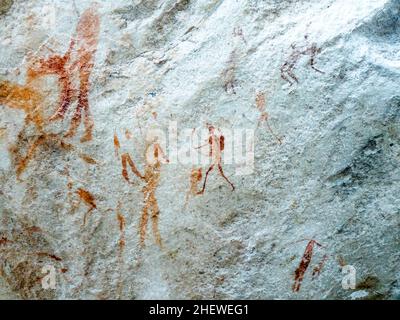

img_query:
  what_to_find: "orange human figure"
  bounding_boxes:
[119,138,168,247]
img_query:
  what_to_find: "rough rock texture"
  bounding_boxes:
[0,0,399,299]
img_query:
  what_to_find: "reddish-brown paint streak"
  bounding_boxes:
[24,226,42,237]
[0,80,44,130]
[79,153,97,164]
[312,254,328,279]
[116,210,126,250]
[27,40,75,124]
[0,80,47,178]
[76,188,97,225]
[190,168,203,193]
[185,167,203,207]
[60,268,68,273]
[124,129,132,140]
[114,133,121,157]
[0,237,10,245]
[9,132,71,180]
[117,213,125,232]
[0,7,100,179]
[28,5,100,142]
[121,152,144,183]
[76,188,96,209]
[36,252,63,261]
[1,77,75,179]
[292,240,322,292]
[25,226,42,233]
[12,134,46,178]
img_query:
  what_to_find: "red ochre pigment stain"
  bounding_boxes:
[27,5,100,143]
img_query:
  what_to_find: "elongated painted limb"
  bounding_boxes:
[64,59,94,141]
[218,164,235,191]
[280,70,294,86]
[312,254,328,279]
[64,98,83,139]
[139,201,149,247]
[197,164,214,195]
[265,121,283,145]
[195,142,209,150]
[287,69,299,84]
[65,65,89,140]
[154,143,169,163]
[309,46,324,74]
[83,207,94,226]
[81,101,94,143]
[310,57,324,74]
[151,195,162,247]
[121,153,144,183]
[49,77,74,121]
[292,240,321,292]
[80,63,95,142]
[15,134,46,179]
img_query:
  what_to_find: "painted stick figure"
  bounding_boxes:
[119,137,168,247]
[281,36,324,86]
[196,124,235,194]
[255,92,282,144]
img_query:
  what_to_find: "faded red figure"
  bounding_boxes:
[184,167,203,207]
[292,239,328,292]
[28,4,101,142]
[255,92,282,144]
[196,124,235,194]
[281,35,324,86]
[119,137,169,247]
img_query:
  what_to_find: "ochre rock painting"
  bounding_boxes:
[1,0,397,300]
[255,92,282,144]
[118,135,169,247]
[292,239,328,292]
[280,35,324,86]
[0,5,100,179]
[184,167,203,207]
[28,5,100,142]
[195,124,235,194]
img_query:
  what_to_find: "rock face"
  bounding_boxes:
[0,0,399,300]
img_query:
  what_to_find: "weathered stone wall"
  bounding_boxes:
[0,0,399,299]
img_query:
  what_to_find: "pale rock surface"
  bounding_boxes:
[0,0,399,299]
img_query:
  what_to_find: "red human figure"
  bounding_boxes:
[28,4,100,142]
[196,124,235,194]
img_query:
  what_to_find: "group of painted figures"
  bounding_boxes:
[0,4,329,292]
